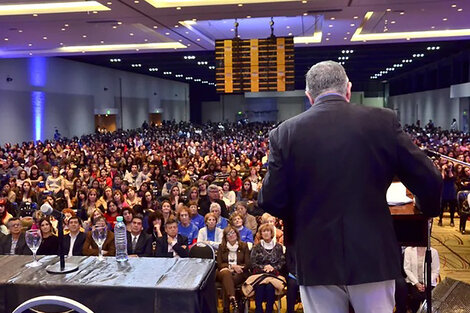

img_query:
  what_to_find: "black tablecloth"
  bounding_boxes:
[0,255,217,313]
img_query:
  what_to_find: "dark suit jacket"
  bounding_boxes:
[155,234,188,258]
[198,198,229,218]
[0,233,32,255]
[63,232,86,256]
[258,94,442,286]
[126,231,152,257]
[82,230,116,256]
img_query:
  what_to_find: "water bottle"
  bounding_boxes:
[114,216,128,262]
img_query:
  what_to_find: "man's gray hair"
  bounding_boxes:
[305,61,349,100]
[208,184,219,191]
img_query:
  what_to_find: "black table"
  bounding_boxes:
[0,255,217,313]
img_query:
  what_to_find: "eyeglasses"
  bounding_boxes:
[227,231,236,236]
[10,224,21,228]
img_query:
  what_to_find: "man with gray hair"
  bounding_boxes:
[258,61,442,312]
[199,184,229,218]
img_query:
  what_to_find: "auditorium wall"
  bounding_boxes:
[0,57,189,144]
[389,87,459,129]
[201,92,383,123]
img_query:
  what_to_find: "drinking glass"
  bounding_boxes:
[92,226,107,261]
[25,229,42,267]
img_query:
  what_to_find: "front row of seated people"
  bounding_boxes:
[0,206,440,313]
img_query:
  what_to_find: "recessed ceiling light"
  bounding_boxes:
[100,40,104,43]
[175,25,179,27]
[153,25,158,29]
[458,8,463,12]
[431,26,435,29]
[326,38,330,41]
[230,28,234,31]
[330,17,335,20]
[144,39,148,42]
[329,24,333,27]
[238,3,243,6]
[443,18,447,21]
[82,35,87,38]
[117,21,122,25]
[130,33,134,36]
[327,32,331,35]
[400,11,404,15]
[64,24,69,27]
[246,15,251,18]
[107,1,112,4]
[61,28,66,31]
[165,32,170,35]
[18,29,23,33]
[113,26,117,29]
[346,32,350,34]
[176,6,181,9]
[288,32,292,36]
[33,13,38,16]
[350,23,355,27]
[4,38,8,41]
[286,26,290,29]
[303,12,307,16]
[60,42,63,45]
[134,0,139,3]
[28,43,32,46]
[302,0,307,3]
[92,10,98,13]
[353,16,358,19]
[391,21,396,24]
[451,4,457,7]
[386,8,391,12]
[43,36,47,40]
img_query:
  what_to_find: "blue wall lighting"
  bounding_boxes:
[31,91,45,142]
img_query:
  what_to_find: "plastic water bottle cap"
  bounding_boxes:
[116,216,123,222]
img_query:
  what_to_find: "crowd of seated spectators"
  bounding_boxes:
[0,118,460,312]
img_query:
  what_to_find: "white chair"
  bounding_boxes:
[13,295,94,313]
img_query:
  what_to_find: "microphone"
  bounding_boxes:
[40,202,63,219]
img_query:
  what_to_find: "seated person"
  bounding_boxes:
[82,216,116,256]
[0,217,31,255]
[177,206,199,245]
[127,215,152,257]
[63,216,86,256]
[250,224,286,313]
[254,213,284,245]
[155,217,188,258]
[216,225,250,313]
[235,201,257,236]
[197,213,224,251]
[210,202,228,230]
[404,246,440,313]
[230,212,253,245]
[37,217,59,255]
[188,200,205,230]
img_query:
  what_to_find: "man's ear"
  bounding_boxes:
[305,91,315,105]
[345,81,352,102]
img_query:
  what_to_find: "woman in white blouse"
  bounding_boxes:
[197,212,223,250]
[403,246,440,313]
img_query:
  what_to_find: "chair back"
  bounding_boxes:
[189,242,215,261]
[13,295,94,313]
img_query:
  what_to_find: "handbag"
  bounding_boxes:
[242,273,286,297]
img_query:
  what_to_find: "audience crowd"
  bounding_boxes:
[0,118,461,313]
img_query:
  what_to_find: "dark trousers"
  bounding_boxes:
[440,199,457,222]
[460,213,469,231]
[216,269,248,310]
[255,283,275,313]
[286,276,299,313]
[407,283,434,313]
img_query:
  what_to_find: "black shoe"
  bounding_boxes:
[450,222,455,227]
[230,298,239,313]
[438,221,443,226]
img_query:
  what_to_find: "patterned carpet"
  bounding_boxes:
[431,215,470,284]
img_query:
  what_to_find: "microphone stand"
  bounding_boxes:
[424,219,432,313]
[46,210,79,274]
